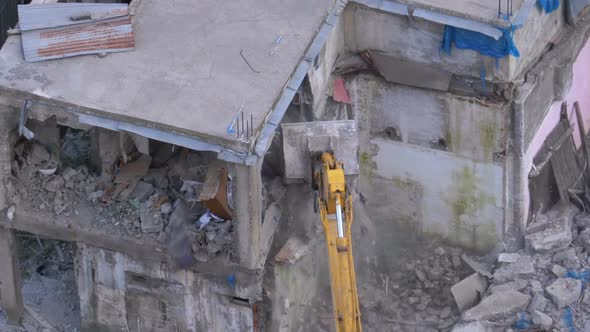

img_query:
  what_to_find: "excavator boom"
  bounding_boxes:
[314,152,362,332]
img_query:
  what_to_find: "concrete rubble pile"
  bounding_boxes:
[8,136,235,263]
[359,241,472,331]
[451,203,590,332]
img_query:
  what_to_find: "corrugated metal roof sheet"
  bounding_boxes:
[18,3,134,62]
[18,3,129,31]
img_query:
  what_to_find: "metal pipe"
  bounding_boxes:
[336,197,344,238]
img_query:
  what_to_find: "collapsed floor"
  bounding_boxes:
[8,126,236,264]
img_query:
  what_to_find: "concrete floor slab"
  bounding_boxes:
[396,0,525,27]
[0,0,337,151]
[0,204,260,295]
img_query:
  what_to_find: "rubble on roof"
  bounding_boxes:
[8,130,235,265]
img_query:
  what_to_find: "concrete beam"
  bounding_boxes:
[0,227,23,324]
[233,162,263,269]
[0,206,260,292]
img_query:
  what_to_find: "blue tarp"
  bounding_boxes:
[514,312,533,330]
[566,269,590,284]
[538,0,560,13]
[441,26,520,59]
[564,307,576,332]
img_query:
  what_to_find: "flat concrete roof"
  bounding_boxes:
[396,0,525,27]
[0,0,337,157]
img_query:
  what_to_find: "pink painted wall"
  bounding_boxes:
[523,39,590,220]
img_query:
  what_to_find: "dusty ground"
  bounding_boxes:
[0,236,80,332]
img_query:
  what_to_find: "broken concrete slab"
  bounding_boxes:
[532,310,553,330]
[546,278,582,308]
[575,213,590,228]
[434,247,446,256]
[526,205,577,253]
[489,279,528,294]
[551,264,568,278]
[274,237,310,265]
[527,293,549,313]
[87,190,105,202]
[29,143,51,165]
[451,273,488,313]
[552,247,578,265]
[530,280,544,293]
[497,253,521,263]
[492,256,535,284]
[576,228,590,249]
[368,50,452,92]
[451,321,491,332]
[462,254,493,278]
[129,181,155,202]
[140,205,163,234]
[61,167,77,183]
[463,290,530,321]
[43,176,64,193]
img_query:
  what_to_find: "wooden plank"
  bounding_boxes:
[574,101,590,180]
[550,119,584,201]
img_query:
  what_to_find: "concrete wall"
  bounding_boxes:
[510,4,567,81]
[351,75,506,250]
[342,3,565,82]
[307,11,345,117]
[76,244,254,332]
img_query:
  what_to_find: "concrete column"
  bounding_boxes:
[0,227,23,324]
[233,161,263,270]
[0,104,18,211]
[89,128,135,180]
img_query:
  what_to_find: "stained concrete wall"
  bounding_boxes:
[342,2,565,82]
[350,75,506,250]
[510,4,566,82]
[75,244,254,332]
[303,1,576,249]
[351,75,507,163]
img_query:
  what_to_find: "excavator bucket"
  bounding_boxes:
[281,120,358,183]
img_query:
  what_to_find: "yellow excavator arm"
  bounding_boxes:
[313,152,362,332]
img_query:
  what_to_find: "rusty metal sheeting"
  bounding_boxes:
[18,3,134,62]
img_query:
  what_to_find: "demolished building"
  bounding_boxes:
[2,0,590,330]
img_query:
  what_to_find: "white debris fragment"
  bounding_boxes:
[532,310,552,330]
[197,210,224,230]
[7,205,15,221]
[546,278,582,308]
[550,264,567,278]
[463,290,530,321]
[497,253,520,263]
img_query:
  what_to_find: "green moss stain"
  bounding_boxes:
[479,123,496,161]
[392,176,413,191]
[359,151,375,177]
[447,166,497,251]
